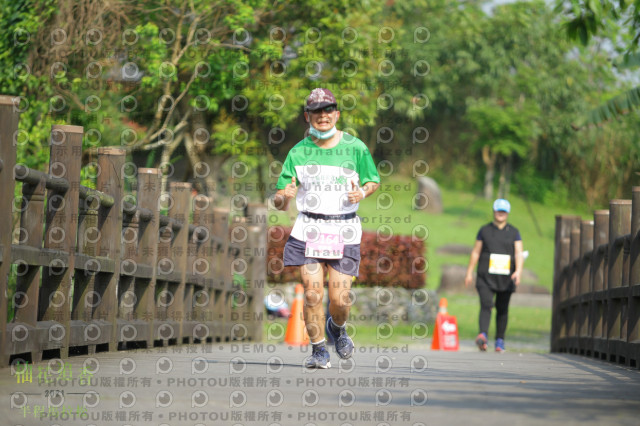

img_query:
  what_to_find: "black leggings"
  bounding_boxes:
[477,280,513,340]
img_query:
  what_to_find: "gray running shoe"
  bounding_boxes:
[326,316,354,359]
[305,345,331,369]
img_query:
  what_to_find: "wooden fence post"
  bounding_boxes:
[190,194,214,343]
[592,210,611,294]
[14,177,46,329]
[245,204,267,342]
[566,227,581,351]
[630,187,640,288]
[135,168,161,348]
[221,209,234,341]
[119,194,139,324]
[92,148,125,352]
[578,220,594,355]
[569,228,581,299]
[629,187,640,367]
[166,182,191,344]
[11,175,46,362]
[8,173,46,363]
[579,221,594,296]
[551,215,580,352]
[229,219,249,341]
[155,219,173,328]
[591,210,609,359]
[189,196,208,341]
[0,95,19,365]
[248,225,266,342]
[39,125,83,359]
[72,187,101,355]
[607,200,631,363]
[211,207,230,341]
[203,199,217,342]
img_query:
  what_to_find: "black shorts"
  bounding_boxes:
[476,273,516,293]
[283,236,361,277]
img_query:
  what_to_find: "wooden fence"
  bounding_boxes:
[0,95,266,366]
[551,188,640,368]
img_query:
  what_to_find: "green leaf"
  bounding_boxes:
[578,86,640,127]
[615,51,640,69]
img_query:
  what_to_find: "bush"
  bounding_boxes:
[267,226,427,289]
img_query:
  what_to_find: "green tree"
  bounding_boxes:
[0,0,61,170]
[466,97,539,199]
[557,0,640,126]
[423,2,583,200]
[413,1,627,204]
[3,0,636,208]
[1,0,402,201]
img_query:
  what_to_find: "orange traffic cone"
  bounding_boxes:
[438,297,448,314]
[285,284,309,345]
[431,297,459,351]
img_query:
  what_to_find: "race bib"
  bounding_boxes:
[488,253,511,275]
[305,232,344,259]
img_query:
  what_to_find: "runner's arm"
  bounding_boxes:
[273,177,297,211]
[512,240,524,286]
[465,240,483,287]
[273,190,289,211]
[360,182,380,199]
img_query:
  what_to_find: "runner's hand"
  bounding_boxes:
[348,181,363,204]
[511,270,521,286]
[284,177,297,199]
[464,273,474,287]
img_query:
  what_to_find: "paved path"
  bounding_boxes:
[1,342,638,426]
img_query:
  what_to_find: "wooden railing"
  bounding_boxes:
[552,188,640,368]
[0,95,266,366]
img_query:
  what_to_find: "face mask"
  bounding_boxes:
[309,126,337,140]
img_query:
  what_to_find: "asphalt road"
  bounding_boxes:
[1,341,639,426]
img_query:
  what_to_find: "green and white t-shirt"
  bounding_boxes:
[276,133,380,244]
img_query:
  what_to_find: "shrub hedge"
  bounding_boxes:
[267,226,427,289]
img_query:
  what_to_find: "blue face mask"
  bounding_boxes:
[309,126,337,140]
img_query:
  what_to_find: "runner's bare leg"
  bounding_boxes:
[301,263,326,342]
[327,265,353,326]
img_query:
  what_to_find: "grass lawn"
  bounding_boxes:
[444,293,551,351]
[359,175,595,292]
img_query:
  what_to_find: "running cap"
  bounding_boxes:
[306,88,337,111]
[493,198,511,213]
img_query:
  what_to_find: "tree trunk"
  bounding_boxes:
[159,134,183,196]
[183,131,219,198]
[497,160,505,199]
[504,155,513,198]
[482,145,496,200]
[497,155,513,199]
[257,160,266,203]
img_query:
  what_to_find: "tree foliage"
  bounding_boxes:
[1,0,637,207]
[557,0,640,127]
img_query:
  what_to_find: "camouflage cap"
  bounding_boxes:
[306,88,337,111]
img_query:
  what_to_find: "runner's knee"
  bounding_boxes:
[328,289,352,309]
[303,288,323,307]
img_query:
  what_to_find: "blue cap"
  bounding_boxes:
[493,199,510,213]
